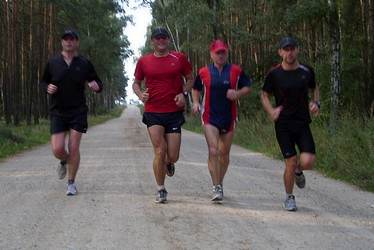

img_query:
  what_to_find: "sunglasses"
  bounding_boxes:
[282,46,296,52]
[154,35,168,40]
[215,50,227,55]
[62,36,78,41]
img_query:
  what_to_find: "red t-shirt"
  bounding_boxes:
[134,51,192,113]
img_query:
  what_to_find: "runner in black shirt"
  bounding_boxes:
[261,37,320,211]
[41,29,103,196]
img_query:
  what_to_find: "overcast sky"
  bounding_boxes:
[124,0,152,102]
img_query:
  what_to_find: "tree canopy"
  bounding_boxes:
[142,0,374,125]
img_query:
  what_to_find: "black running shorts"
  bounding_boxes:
[142,111,185,133]
[206,120,235,134]
[50,113,88,134]
[275,121,316,159]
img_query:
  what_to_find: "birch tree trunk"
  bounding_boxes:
[328,0,341,133]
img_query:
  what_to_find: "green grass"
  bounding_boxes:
[89,107,124,126]
[183,113,374,192]
[313,117,374,192]
[0,120,51,159]
[0,107,124,160]
[183,115,203,134]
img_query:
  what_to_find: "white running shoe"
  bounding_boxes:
[283,195,297,211]
[66,183,77,196]
[211,185,223,202]
[155,188,168,203]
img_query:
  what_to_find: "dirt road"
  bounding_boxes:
[0,106,373,249]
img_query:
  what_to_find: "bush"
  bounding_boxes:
[0,127,24,144]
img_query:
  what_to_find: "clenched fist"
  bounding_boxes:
[174,93,186,107]
[47,84,58,94]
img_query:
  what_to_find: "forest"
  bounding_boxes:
[142,0,374,120]
[0,0,131,125]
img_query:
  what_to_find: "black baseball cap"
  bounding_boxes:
[62,29,79,40]
[151,27,170,39]
[279,36,298,49]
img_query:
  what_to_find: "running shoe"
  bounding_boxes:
[211,185,223,202]
[57,160,67,180]
[166,162,175,177]
[66,183,78,196]
[155,188,168,203]
[295,171,306,189]
[283,195,297,211]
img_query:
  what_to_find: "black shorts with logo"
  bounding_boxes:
[207,120,235,134]
[275,121,316,159]
[50,112,88,134]
[142,111,185,133]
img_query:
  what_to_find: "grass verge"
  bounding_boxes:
[0,107,124,160]
[184,113,374,192]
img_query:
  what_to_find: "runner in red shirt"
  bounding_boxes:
[132,27,193,203]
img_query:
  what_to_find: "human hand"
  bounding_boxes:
[309,101,320,115]
[271,106,283,121]
[226,89,239,101]
[192,103,200,114]
[47,84,58,94]
[174,93,186,107]
[141,88,149,103]
[88,80,100,92]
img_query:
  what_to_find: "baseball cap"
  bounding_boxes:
[151,27,170,39]
[62,29,79,40]
[279,36,298,49]
[210,40,228,53]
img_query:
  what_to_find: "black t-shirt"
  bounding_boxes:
[41,54,103,116]
[262,64,316,123]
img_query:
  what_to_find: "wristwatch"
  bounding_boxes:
[315,101,321,109]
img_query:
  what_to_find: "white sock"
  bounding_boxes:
[158,185,165,191]
[286,193,293,198]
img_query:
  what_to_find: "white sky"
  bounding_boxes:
[124,0,152,102]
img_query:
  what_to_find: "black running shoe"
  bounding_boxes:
[295,171,306,189]
[57,160,67,180]
[166,163,175,177]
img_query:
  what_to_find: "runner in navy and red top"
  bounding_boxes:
[193,63,251,133]
[192,40,252,202]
